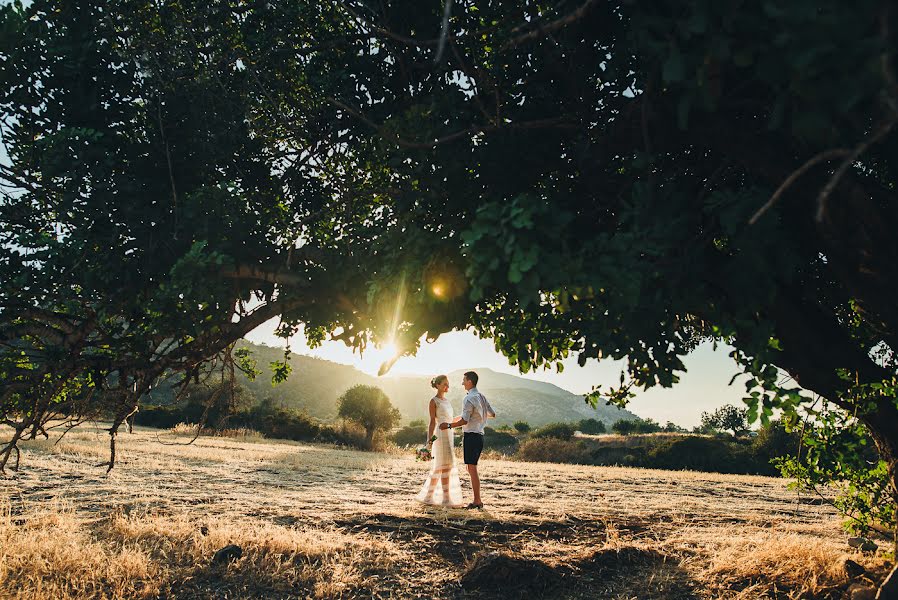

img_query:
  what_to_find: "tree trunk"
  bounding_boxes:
[365,427,375,449]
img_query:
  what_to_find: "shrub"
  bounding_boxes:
[408,419,426,428]
[644,436,754,474]
[237,403,321,441]
[392,425,427,447]
[134,405,184,429]
[484,426,518,449]
[577,418,606,434]
[531,422,577,440]
[661,421,687,433]
[612,418,662,435]
[513,421,531,433]
[320,421,374,450]
[516,438,591,464]
[751,420,802,475]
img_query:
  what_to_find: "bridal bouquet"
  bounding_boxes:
[415,435,438,461]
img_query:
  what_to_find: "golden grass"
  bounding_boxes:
[169,422,266,440]
[1,424,891,599]
[1,500,405,599]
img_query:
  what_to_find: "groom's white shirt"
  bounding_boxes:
[461,387,495,434]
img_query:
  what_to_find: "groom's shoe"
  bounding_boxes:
[465,502,484,510]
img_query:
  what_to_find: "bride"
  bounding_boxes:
[415,374,463,507]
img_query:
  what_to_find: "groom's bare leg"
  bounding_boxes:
[466,464,481,505]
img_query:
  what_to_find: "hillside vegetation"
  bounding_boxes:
[144,341,638,427]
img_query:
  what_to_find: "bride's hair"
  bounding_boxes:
[430,374,448,389]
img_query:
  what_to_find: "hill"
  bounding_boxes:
[226,342,639,427]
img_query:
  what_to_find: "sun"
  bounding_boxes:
[358,339,402,376]
[381,340,399,358]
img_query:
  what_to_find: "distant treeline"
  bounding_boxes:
[392,414,800,477]
[136,385,800,477]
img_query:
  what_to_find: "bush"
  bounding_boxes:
[320,421,376,449]
[661,421,687,433]
[612,418,662,435]
[484,427,518,449]
[135,405,185,429]
[392,425,427,447]
[516,438,591,464]
[751,420,802,475]
[408,419,426,428]
[236,402,321,442]
[513,421,531,433]
[577,418,606,434]
[531,422,577,440]
[644,436,754,474]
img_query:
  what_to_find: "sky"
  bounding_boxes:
[245,319,749,428]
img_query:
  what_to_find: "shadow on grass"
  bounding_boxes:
[330,513,698,599]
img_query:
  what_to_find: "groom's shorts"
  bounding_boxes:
[463,432,484,465]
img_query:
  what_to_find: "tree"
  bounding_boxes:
[0,0,466,471]
[577,418,606,434]
[531,422,576,440]
[513,421,532,434]
[5,7,898,587]
[613,418,662,435]
[305,1,898,569]
[701,405,751,437]
[337,385,400,448]
[662,422,687,433]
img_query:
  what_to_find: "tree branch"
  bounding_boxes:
[749,148,850,225]
[501,0,600,51]
[328,97,577,149]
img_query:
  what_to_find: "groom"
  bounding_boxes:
[440,371,496,509]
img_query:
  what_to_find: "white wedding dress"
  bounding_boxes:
[415,396,464,507]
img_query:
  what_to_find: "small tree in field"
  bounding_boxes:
[337,385,401,448]
[701,405,750,437]
[577,418,606,434]
[513,421,531,434]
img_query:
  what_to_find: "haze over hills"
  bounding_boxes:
[235,342,639,427]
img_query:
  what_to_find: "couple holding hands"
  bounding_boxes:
[415,371,496,509]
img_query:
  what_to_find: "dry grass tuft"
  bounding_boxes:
[0,502,160,599]
[169,422,265,440]
[702,530,890,598]
[0,501,405,600]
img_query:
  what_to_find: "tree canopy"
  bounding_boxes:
[2,2,898,553]
[337,384,401,446]
[701,404,750,437]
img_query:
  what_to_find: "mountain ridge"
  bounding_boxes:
[234,341,639,427]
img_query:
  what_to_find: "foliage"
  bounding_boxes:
[337,385,401,448]
[577,418,606,434]
[531,422,577,441]
[661,421,687,433]
[392,424,427,447]
[612,418,663,435]
[3,1,898,541]
[701,404,751,437]
[483,426,518,449]
[774,402,895,535]
[516,438,592,465]
[513,421,532,434]
[645,436,754,474]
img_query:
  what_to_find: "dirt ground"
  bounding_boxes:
[0,425,890,599]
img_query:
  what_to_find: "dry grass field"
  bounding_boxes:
[0,425,891,599]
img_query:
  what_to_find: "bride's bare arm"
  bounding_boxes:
[427,399,437,445]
